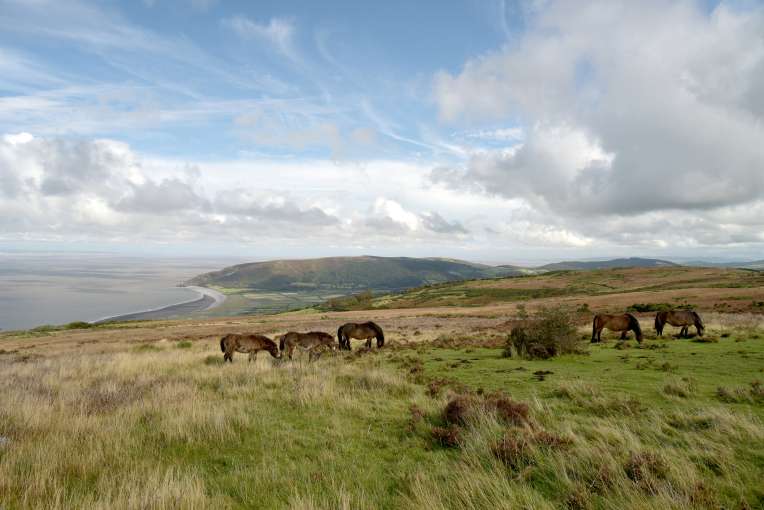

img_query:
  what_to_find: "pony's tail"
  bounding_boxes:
[370,321,384,348]
[220,335,226,353]
[628,314,643,343]
[591,316,598,343]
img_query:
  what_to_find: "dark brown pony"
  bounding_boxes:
[337,321,384,350]
[220,333,281,363]
[278,331,337,360]
[591,313,643,343]
[655,310,704,338]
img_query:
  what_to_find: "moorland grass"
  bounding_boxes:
[1,324,763,509]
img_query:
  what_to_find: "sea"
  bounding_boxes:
[0,253,235,331]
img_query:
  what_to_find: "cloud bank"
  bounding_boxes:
[431,0,764,251]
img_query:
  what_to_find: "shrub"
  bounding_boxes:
[176,340,193,349]
[321,290,374,311]
[431,426,460,447]
[442,393,531,427]
[624,451,668,483]
[506,305,582,359]
[627,303,673,312]
[491,433,534,470]
[64,321,93,330]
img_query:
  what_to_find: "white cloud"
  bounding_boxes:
[0,134,473,246]
[224,16,297,59]
[429,0,764,251]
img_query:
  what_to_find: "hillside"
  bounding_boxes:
[537,257,678,271]
[186,256,520,291]
[364,266,764,313]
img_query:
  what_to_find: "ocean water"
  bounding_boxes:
[0,253,233,331]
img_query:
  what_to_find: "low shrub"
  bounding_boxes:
[627,303,673,313]
[431,426,460,447]
[491,433,534,470]
[442,392,531,427]
[64,321,93,330]
[505,306,582,360]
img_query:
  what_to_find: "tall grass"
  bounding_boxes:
[1,328,763,509]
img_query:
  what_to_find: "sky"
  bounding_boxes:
[0,0,763,264]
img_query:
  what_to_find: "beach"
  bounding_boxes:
[94,286,226,323]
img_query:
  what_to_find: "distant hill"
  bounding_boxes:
[186,256,522,291]
[537,257,678,271]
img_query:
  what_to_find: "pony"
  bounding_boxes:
[220,333,281,363]
[655,310,704,338]
[591,313,643,343]
[278,331,337,361]
[337,321,384,350]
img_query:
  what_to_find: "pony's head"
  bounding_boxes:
[267,340,281,359]
[629,314,643,343]
[693,312,705,336]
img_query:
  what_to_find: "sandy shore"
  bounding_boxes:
[93,286,226,324]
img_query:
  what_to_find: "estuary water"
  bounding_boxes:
[0,253,234,331]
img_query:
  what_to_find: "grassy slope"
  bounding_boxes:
[372,267,764,313]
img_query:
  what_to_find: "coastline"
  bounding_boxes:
[92,286,226,324]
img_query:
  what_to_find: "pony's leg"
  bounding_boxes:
[620,331,627,340]
[366,338,372,349]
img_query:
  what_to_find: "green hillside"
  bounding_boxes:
[186,256,521,291]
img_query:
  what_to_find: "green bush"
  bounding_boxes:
[320,290,375,311]
[506,306,582,359]
[64,321,93,330]
[627,303,695,312]
[626,303,673,312]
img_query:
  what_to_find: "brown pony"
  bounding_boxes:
[220,333,281,363]
[278,331,337,361]
[337,321,384,350]
[655,310,704,338]
[591,313,643,343]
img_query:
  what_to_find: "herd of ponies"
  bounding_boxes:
[219,310,706,363]
[220,321,384,363]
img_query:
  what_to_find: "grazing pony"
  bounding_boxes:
[278,331,337,361]
[591,313,643,343]
[655,310,704,338]
[337,321,384,350]
[220,333,281,363]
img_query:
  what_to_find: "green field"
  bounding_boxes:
[2,322,762,509]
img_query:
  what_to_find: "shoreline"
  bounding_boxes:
[92,286,226,324]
